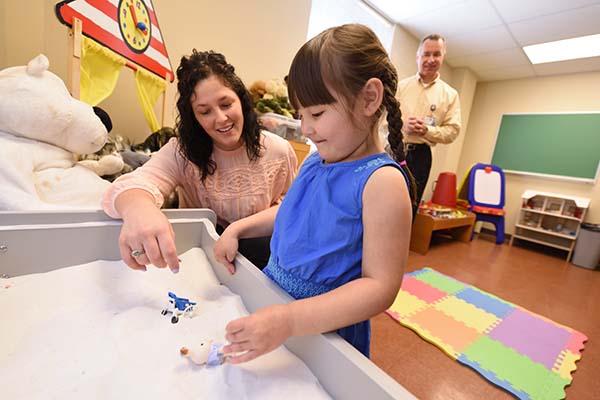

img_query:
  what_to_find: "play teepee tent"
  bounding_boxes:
[56,0,174,132]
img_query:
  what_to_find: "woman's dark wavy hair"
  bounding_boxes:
[287,24,417,206]
[175,50,262,182]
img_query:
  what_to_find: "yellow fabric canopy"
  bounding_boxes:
[79,37,167,131]
[80,37,125,106]
[134,68,167,132]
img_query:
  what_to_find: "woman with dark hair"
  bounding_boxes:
[102,50,297,272]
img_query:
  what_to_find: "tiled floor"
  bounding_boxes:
[371,232,600,400]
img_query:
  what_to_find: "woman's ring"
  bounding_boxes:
[131,249,145,258]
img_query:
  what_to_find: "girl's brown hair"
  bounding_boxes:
[287,24,416,203]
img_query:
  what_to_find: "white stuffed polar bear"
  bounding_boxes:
[0,54,111,210]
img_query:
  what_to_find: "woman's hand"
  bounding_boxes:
[116,190,179,272]
[222,304,293,363]
[213,224,240,274]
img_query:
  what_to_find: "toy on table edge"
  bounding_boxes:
[419,202,467,219]
[161,292,196,323]
[180,340,227,367]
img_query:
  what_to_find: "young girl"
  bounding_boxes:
[102,50,297,271]
[214,24,414,361]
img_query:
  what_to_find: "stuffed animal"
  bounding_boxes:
[0,54,111,210]
[78,152,126,178]
[180,340,226,366]
[248,80,267,102]
[76,110,126,179]
[251,78,294,119]
[78,130,131,181]
[78,127,176,182]
[180,344,211,365]
[131,126,177,154]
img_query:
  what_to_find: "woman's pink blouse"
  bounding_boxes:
[102,131,297,226]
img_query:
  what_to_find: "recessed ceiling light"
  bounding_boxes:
[523,34,600,64]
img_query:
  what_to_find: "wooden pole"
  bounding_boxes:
[160,72,170,128]
[67,17,83,99]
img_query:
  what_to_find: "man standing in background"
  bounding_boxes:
[398,34,461,205]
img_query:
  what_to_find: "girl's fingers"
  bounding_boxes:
[222,340,250,355]
[226,349,259,364]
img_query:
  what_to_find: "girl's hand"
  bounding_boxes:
[213,224,240,274]
[222,304,293,363]
[118,202,179,272]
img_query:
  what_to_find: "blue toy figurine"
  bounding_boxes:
[161,292,197,323]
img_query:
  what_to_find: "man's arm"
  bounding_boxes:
[423,91,461,144]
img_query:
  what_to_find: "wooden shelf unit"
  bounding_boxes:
[509,190,590,261]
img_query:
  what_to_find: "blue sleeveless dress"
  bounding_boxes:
[264,151,408,357]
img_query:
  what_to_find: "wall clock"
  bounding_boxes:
[56,0,173,81]
[118,0,152,54]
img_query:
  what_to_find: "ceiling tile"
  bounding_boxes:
[447,47,530,71]
[445,26,517,58]
[365,0,600,81]
[490,0,600,23]
[508,4,600,45]
[365,0,466,23]
[399,0,503,39]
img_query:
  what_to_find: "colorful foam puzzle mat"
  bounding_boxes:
[386,268,587,400]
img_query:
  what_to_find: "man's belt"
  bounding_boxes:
[404,143,429,152]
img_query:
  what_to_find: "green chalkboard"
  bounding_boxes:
[491,113,600,182]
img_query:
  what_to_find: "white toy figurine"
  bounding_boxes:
[0,54,111,210]
[180,340,226,367]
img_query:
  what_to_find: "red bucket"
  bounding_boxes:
[432,172,457,208]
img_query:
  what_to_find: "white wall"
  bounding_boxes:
[0,2,7,66]
[389,25,419,78]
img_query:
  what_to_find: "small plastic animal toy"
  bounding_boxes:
[180,340,226,367]
[160,292,196,323]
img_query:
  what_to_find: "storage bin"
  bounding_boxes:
[571,223,600,269]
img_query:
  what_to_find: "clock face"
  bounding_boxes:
[118,0,152,54]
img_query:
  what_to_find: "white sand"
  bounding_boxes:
[0,248,330,399]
